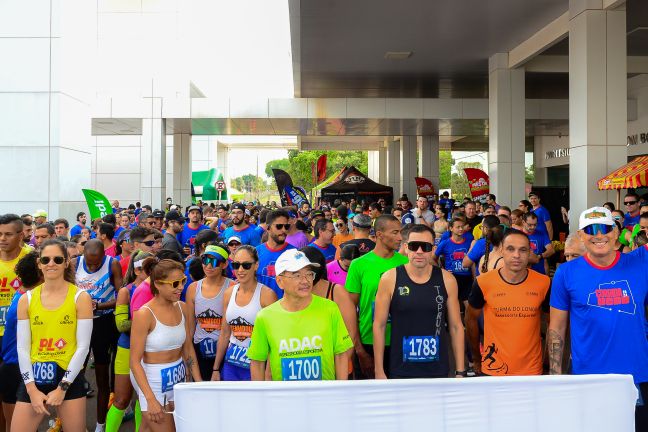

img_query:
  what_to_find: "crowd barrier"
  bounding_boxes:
[173,374,637,432]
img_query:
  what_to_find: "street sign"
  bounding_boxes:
[216,181,226,191]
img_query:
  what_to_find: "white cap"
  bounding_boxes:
[275,249,320,276]
[579,206,614,230]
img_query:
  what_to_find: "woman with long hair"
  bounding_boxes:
[479,224,506,274]
[212,246,276,381]
[105,250,152,432]
[130,258,201,431]
[12,239,93,432]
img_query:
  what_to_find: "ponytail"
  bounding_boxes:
[481,236,491,275]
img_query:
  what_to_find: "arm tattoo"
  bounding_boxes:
[547,329,564,375]
[186,356,195,381]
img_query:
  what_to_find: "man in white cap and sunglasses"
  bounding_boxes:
[548,207,648,430]
[247,248,353,381]
[373,224,465,379]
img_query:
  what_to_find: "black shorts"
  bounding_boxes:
[455,275,474,302]
[637,382,648,432]
[194,342,216,381]
[90,314,119,365]
[16,365,87,403]
[0,362,21,404]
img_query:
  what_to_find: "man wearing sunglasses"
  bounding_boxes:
[130,226,156,253]
[623,192,642,228]
[374,225,465,379]
[256,209,295,298]
[222,203,262,247]
[248,249,353,381]
[161,210,185,255]
[549,207,648,430]
[309,219,337,264]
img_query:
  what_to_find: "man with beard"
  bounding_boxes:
[222,203,262,247]
[179,205,210,256]
[255,209,295,298]
[69,212,87,237]
[162,210,185,255]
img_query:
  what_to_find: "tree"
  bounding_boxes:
[231,174,267,193]
[525,164,535,184]
[439,150,452,189]
[265,150,368,191]
[451,161,483,200]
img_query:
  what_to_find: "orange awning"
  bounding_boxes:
[598,156,648,190]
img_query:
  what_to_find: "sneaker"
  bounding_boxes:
[46,418,62,432]
[466,367,477,377]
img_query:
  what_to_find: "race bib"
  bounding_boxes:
[403,336,439,362]
[225,343,250,369]
[160,362,186,392]
[281,356,322,381]
[0,305,8,327]
[33,362,57,385]
[198,338,217,359]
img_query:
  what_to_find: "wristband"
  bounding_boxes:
[455,370,468,377]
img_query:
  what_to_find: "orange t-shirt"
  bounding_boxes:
[333,232,354,259]
[470,269,550,376]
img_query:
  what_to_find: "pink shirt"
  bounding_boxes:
[130,279,153,312]
[326,260,348,286]
[105,243,117,257]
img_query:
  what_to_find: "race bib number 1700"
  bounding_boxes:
[281,356,322,381]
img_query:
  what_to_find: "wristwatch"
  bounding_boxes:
[455,370,468,377]
[58,381,70,391]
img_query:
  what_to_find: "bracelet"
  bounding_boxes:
[212,368,221,372]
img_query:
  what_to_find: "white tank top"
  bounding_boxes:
[75,255,115,317]
[193,278,230,344]
[143,302,186,353]
[226,283,262,348]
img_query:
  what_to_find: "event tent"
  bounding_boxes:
[320,166,393,204]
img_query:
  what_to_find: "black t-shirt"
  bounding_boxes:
[466,215,483,230]
[340,238,376,256]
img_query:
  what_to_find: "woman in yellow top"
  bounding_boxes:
[12,239,93,432]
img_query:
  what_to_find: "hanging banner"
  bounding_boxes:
[463,168,490,202]
[316,154,327,183]
[81,189,112,221]
[414,177,436,198]
[272,169,309,207]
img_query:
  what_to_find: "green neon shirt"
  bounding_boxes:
[344,250,409,345]
[247,295,353,381]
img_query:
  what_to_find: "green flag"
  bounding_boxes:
[81,189,112,221]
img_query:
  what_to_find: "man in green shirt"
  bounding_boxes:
[345,214,408,378]
[248,249,353,381]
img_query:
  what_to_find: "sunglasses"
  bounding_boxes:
[141,240,156,247]
[273,224,291,230]
[40,256,65,265]
[202,256,225,267]
[227,241,241,247]
[231,261,254,270]
[157,277,187,289]
[335,223,345,227]
[624,201,637,205]
[582,224,614,236]
[407,241,434,252]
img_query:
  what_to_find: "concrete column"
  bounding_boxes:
[488,53,526,207]
[216,141,229,187]
[367,151,380,182]
[401,136,418,201]
[568,1,627,231]
[418,136,440,193]
[173,133,192,207]
[141,118,167,210]
[377,146,387,185]
[386,138,401,199]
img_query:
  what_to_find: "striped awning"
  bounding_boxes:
[598,156,648,190]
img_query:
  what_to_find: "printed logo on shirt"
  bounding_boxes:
[59,314,73,325]
[263,263,277,278]
[38,337,67,352]
[229,316,254,341]
[32,315,44,326]
[197,309,222,332]
[587,280,636,315]
[398,286,410,296]
[278,336,323,357]
[451,249,466,260]
[481,342,509,374]
[10,278,22,289]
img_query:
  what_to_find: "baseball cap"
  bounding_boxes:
[579,206,614,230]
[33,209,47,218]
[231,203,246,212]
[188,205,202,213]
[227,236,242,245]
[203,245,229,260]
[352,214,372,228]
[164,210,185,223]
[310,210,324,219]
[275,249,320,276]
[152,210,165,218]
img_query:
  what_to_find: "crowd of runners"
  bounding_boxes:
[0,191,646,431]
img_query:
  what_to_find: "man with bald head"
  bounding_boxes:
[74,239,122,430]
[563,233,586,262]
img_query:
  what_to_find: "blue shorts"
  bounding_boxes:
[222,362,250,381]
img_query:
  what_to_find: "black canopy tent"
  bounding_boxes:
[320,166,394,204]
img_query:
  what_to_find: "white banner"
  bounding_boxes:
[173,374,638,432]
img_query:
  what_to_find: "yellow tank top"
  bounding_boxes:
[28,284,78,370]
[0,245,31,336]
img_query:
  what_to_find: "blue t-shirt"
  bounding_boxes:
[178,224,210,255]
[401,211,415,225]
[222,225,262,247]
[439,198,455,216]
[466,238,494,276]
[1,290,25,364]
[254,224,266,239]
[527,230,551,274]
[532,205,551,236]
[624,212,641,228]
[180,257,195,302]
[69,224,85,238]
[309,241,337,264]
[256,242,295,299]
[114,226,125,239]
[440,230,474,245]
[550,252,648,384]
[434,237,471,276]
